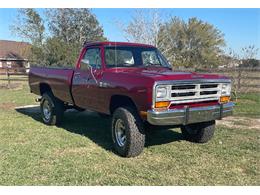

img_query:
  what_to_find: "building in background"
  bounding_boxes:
[0,40,31,72]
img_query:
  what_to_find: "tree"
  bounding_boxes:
[44,8,107,66]
[158,17,225,68]
[240,45,259,67]
[10,9,45,63]
[118,11,225,69]
[10,9,45,46]
[10,8,107,66]
[117,9,163,47]
[41,37,69,66]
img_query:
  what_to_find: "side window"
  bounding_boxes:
[80,48,101,70]
[141,50,160,65]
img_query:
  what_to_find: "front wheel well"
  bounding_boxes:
[109,95,138,114]
[39,83,52,95]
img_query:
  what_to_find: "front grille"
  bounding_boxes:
[170,83,221,104]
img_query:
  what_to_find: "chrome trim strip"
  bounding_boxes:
[169,97,219,104]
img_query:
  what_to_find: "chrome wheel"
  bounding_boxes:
[115,118,126,147]
[42,100,51,121]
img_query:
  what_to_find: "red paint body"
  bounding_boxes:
[29,42,228,115]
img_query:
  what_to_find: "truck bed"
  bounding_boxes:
[29,66,75,104]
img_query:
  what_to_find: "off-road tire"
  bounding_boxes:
[181,120,215,143]
[112,107,145,157]
[40,92,64,125]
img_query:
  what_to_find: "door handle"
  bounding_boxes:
[99,82,110,88]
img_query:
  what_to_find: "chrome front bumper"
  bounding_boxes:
[147,102,234,126]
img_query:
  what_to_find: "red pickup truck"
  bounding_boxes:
[29,41,234,157]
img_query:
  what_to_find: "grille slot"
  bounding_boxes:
[172,92,196,97]
[200,91,218,95]
[172,85,195,90]
[201,84,218,89]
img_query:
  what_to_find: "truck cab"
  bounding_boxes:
[29,41,234,157]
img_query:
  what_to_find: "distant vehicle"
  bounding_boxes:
[29,41,234,157]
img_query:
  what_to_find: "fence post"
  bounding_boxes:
[6,68,10,89]
[237,68,241,91]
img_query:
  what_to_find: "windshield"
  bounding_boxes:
[105,46,171,68]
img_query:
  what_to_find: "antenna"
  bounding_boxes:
[115,41,117,72]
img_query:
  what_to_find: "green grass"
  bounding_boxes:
[0,83,259,185]
[233,93,260,118]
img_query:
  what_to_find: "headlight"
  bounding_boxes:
[221,83,231,96]
[156,86,167,98]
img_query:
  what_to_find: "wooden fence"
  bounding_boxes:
[0,66,259,92]
[0,67,29,88]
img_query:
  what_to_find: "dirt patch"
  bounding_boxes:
[0,102,17,110]
[217,116,260,130]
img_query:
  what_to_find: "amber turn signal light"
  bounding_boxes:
[155,101,170,108]
[220,96,230,104]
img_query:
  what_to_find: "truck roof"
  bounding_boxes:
[84,41,155,48]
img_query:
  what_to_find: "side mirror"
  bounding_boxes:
[81,59,90,68]
[81,59,98,84]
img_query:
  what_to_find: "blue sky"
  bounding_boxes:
[0,8,259,58]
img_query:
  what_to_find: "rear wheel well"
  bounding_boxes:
[39,83,52,95]
[110,95,137,114]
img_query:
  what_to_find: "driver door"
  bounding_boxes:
[72,47,102,110]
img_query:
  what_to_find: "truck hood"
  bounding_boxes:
[108,67,228,81]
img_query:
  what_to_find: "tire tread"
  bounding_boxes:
[112,107,145,157]
[41,92,64,125]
